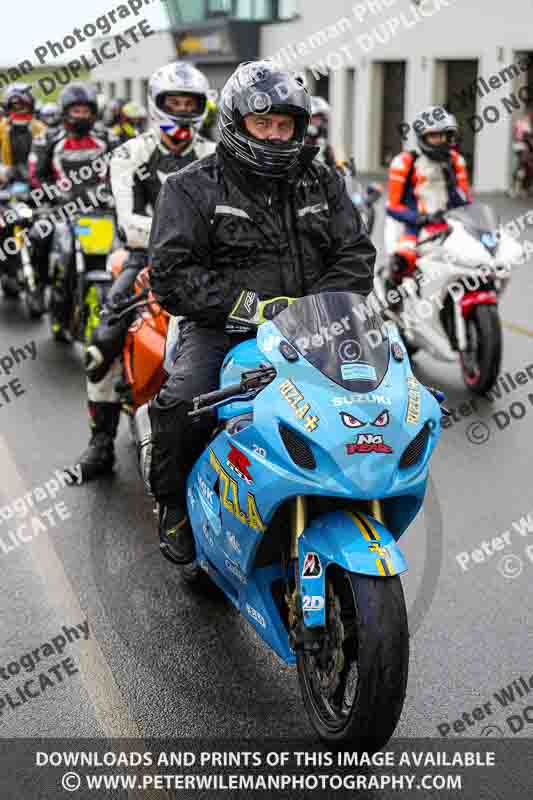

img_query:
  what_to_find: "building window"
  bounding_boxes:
[253,0,272,18]
[380,61,406,167]
[109,81,116,99]
[165,0,204,24]
[124,79,132,100]
[278,0,298,18]
[142,79,149,106]
[234,0,253,16]
[165,0,293,22]
[207,0,231,16]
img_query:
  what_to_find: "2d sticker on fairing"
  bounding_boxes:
[340,363,377,381]
[302,595,325,612]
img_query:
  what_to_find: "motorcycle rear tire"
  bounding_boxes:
[297,570,408,751]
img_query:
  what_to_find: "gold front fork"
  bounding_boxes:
[290,496,307,561]
[370,499,385,525]
[288,496,307,620]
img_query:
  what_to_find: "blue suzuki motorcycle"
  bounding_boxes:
[185,291,444,749]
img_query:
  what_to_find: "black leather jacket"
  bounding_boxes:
[149,144,376,328]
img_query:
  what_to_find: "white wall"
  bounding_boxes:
[90,31,176,81]
[260,0,533,191]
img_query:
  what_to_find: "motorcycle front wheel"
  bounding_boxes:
[297,569,408,751]
[460,305,502,395]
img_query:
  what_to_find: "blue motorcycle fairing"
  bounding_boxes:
[298,510,408,628]
[185,301,441,664]
[209,321,440,538]
[254,321,441,514]
[217,338,266,420]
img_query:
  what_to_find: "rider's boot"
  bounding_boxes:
[1,271,20,298]
[26,286,45,317]
[157,498,195,565]
[75,401,121,482]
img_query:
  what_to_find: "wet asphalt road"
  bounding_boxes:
[0,193,532,795]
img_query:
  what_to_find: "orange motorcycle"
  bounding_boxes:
[104,258,170,419]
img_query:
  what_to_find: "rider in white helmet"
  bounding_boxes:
[306,96,336,167]
[67,61,216,483]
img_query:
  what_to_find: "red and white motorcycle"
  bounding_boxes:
[375,203,524,394]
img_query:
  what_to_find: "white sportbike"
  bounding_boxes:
[375,203,524,394]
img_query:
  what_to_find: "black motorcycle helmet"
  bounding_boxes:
[4,83,34,121]
[218,60,311,179]
[59,83,98,136]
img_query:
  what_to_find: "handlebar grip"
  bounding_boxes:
[195,382,242,407]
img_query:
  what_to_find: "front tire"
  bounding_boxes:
[297,570,408,751]
[460,305,502,395]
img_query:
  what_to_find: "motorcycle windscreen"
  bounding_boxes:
[274,291,390,393]
[447,202,498,239]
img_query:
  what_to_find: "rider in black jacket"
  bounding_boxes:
[138,61,376,565]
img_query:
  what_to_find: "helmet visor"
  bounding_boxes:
[156,92,206,123]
